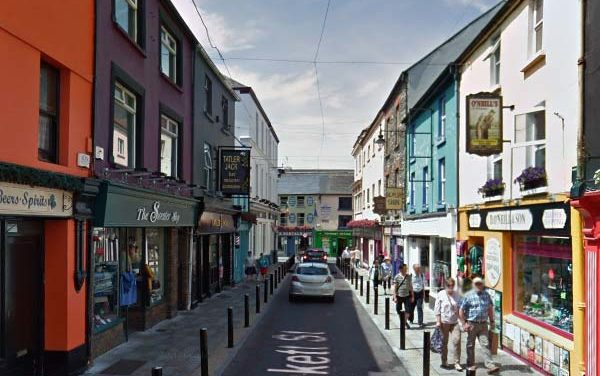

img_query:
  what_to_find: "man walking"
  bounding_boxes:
[391,264,414,329]
[380,257,393,295]
[410,264,426,328]
[459,277,500,374]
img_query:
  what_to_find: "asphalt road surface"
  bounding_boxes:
[222,265,407,376]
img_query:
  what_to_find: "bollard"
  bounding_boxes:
[350,268,354,284]
[360,276,364,296]
[423,331,430,376]
[270,274,274,294]
[244,294,250,327]
[151,367,163,376]
[255,285,260,313]
[366,280,370,304]
[227,307,234,348]
[374,286,379,315]
[400,311,406,350]
[274,271,278,289]
[466,369,476,376]
[200,328,208,375]
[354,271,358,290]
[385,297,390,330]
[264,279,268,303]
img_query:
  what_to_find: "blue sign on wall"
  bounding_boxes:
[288,213,296,223]
[288,196,297,207]
[307,213,314,224]
[307,196,315,206]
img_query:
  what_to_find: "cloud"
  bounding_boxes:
[444,0,493,11]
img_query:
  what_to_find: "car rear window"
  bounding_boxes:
[297,266,328,275]
[307,251,324,257]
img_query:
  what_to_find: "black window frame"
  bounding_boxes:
[158,12,183,86]
[38,61,60,163]
[204,75,213,115]
[338,197,352,211]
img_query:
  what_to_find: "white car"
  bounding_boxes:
[289,262,335,302]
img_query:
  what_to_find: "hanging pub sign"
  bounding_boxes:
[219,148,250,196]
[373,196,386,215]
[466,93,503,156]
[385,187,403,210]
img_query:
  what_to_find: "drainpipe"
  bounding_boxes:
[577,0,586,182]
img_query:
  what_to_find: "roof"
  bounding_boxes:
[278,170,353,195]
[196,45,240,100]
[405,1,505,112]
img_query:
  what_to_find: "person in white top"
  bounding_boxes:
[434,277,464,371]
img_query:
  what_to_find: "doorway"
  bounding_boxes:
[1,219,44,376]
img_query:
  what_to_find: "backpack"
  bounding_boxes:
[259,257,268,268]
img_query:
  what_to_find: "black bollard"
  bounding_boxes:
[466,369,476,376]
[385,297,390,330]
[354,271,358,290]
[244,294,250,327]
[350,268,354,284]
[151,367,163,376]
[400,311,406,350]
[423,331,430,376]
[264,279,268,303]
[256,285,260,313]
[274,271,278,289]
[270,274,274,294]
[366,280,370,304]
[360,276,364,296]
[200,328,208,375]
[227,307,234,348]
[374,286,379,315]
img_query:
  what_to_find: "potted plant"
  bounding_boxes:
[515,167,547,191]
[478,179,505,198]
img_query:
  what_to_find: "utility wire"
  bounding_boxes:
[209,56,459,66]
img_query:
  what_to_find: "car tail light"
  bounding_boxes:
[323,255,328,260]
[292,276,300,282]
[325,276,332,283]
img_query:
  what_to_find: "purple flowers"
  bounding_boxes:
[514,167,547,185]
[478,179,505,196]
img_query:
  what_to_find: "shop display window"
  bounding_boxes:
[513,235,573,334]
[92,228,121,332]
[145,228,165,305]
[432,238,452,293]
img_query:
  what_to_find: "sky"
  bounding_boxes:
[172,0,499,169]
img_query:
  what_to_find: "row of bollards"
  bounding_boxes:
[151,257,295,376]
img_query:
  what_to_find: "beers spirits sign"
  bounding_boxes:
[219,148,251,196]
[466,93,503,156]
[0,182,73,217]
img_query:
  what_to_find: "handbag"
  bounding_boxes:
[431,327,443,354]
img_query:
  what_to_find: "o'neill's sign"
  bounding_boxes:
[466,93,503,156]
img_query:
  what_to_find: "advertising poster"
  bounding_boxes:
[466,93,503,156]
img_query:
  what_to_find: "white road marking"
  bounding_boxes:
[267,330,331,375]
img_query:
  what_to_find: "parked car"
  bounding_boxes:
[289,262,335,302]
[302,249,328,263]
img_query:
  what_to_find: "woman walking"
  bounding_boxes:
[434,277,463,371]
[368,259,382,293]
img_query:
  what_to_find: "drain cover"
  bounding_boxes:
[99,359,146,375]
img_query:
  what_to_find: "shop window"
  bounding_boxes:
[513,235,573,334]
[145,228,165,305]
[39,62,60,163]
[160,115,179,177]
[113,82,137,168]
[297,196,305,208]
[432,238,452,293]
[160,25,178,83]
[221,96,229,127]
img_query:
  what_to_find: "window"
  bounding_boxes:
[410,132,416,157]
[438,97,446,140]
[113,83,137,167]
[490,36,501,86]
[297,213,305,226]
[203,143,213,189]
[515,110,546,169]
[366,189,370,205]
[372,184,375,202]
[372,139,376,156]
[432,238,452,293]
[115,0,138,41]
[221,96,229,127]
[160,115,178,177]
[160,26,177,82]
[410,172,415,207]
[363,151,366,166]
[513,235,572,334]
[255,113,259,138]
[395,106,401,147]
[489,154,503,181]
[378,179,382,196]
[297,196,305,208]
[338,215,352,229]
[394,169,400,187]
[280,213,287,227]
[204,75,212,115]
[146,228,165,305]
[438,159,446,204]
[367,145,371,161]
[531,0,543,55]
[338,197,352,211]
[280,196,288,207]
[422,166,429,209]
[39,62,59,163]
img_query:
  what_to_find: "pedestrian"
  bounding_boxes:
[434,277,463,371]
[459,277,500,374]
[353,249,361,268]
[391,264,414,329]
[342,247,351,267]
[258,252,269,281]
[410,264,426,328]
[244,251,257,282]
[368,259,381,292]
[380,257,393,295]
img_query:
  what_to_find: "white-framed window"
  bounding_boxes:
[160,115,178,177]
[115,0,138,41]
[490,36,501,86]
[203,143,213,189]
[367,145,371,162]
[378,179,381,196]
[204,75,212,114]
[438,97,446,140]
[363,151,366,166]
[160,26,178,82]
[515,109,546,169]
[366,188,370,205]
[488,154,503,181]
[438,158,446,204]
[113,82,137,167]
[297,213,305,226]
[372,139,376,156]
[410,132,416,157]
[530,0,544,55]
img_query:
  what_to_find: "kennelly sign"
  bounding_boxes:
[385,187,403,210]
[0,182,72,217]
[198,212,236,234]
[467,203,570,236]
[466,93,503,156]
[219,148,250,196]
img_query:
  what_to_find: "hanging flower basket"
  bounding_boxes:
[514,167,547,191]
[346,219,379,228]
[477,179,505,198]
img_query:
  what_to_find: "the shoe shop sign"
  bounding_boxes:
[0,182,73,217]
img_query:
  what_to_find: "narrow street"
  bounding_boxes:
[223,265,406,376]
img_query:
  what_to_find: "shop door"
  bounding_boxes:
[201,236,211,296]
[2,220,43,376]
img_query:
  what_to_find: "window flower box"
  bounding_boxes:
[478,179,505,199]
[515,167,547,192]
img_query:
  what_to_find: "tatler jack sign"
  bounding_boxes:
[466,93,503,156]
[219,148,251,197]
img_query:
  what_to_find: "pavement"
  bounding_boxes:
[343,263,541,376]
[82,261,288,376]
[222,263,408,376]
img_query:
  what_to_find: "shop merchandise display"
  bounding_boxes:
[93,228,120,331]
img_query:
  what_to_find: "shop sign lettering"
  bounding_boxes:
[542,209,567,229]
[469,213,481,228]
[485,238,501,288]
[136,201,180,224]
[0,182,72,217]
[486,209,532,231]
